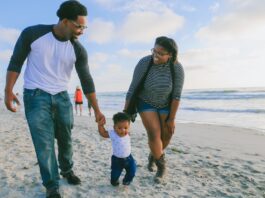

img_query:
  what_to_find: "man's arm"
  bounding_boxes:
[73,40,106,125]
[5,71,21,112]
[4,27,33,112]
[85,92,106,125]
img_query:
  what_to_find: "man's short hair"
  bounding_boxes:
[57,0,87,21]
[113,112,131,125]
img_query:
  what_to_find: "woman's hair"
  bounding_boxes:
[57,0,87,21]
[155,36,178,64]
[113,112,131,125]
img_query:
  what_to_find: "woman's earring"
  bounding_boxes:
[167,56,172,63]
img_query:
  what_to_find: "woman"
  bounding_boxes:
[124,36,184,183]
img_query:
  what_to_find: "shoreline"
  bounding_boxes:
[76,108,265,135]
[1,107,265,197]
[176,119,265,135]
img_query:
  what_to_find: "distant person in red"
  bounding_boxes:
[74,86,83,116]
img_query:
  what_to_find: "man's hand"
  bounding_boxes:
[5,71,21,112]
[95,111,106,125]
[5,91,20,112]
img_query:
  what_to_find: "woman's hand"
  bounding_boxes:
[166,119,175,135]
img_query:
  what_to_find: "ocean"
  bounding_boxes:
[1,87,264,132]
[74,87,265,133]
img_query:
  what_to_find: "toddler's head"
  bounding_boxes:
[112,112,131,137]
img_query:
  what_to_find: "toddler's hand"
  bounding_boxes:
[97,122,105,127]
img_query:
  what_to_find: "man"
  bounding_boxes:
[4,1,105,198]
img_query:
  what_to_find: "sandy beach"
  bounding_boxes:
[0,105,265,198]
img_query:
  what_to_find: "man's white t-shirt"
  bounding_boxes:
[7,24,95,95]
[108,129,131,158]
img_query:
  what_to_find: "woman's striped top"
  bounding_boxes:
[126,55,184,108]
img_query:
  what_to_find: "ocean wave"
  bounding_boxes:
[183,88,265,100]
[185,88,265,94]
[186,90,239,94]
[182,93,265,100]
[97,92,126,97]
[183,107,265,114]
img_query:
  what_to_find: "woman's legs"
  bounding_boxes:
[140,111,168,183]
[139,111,163,160]
[159,114,174,149]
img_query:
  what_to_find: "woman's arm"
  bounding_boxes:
[168,99,180,121]
[166,99,180,134]
[124,56,151,110]
[123,100,129,111]
[166,63,185,134]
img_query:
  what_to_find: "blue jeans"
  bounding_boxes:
[23,88,74,190]
[111,154,137,185]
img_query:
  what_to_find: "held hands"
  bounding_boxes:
[5,91,20,112]
[166,119,175,135]
[95,111,106,126]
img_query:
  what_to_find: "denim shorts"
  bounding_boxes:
[137,99,169,114]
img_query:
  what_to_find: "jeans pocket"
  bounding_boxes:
[23,89,36,109]
[60,91,70,102]
[23,88,42,98]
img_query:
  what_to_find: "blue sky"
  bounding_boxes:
[1,0,265,94]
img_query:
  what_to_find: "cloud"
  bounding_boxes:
[181,5,196,12]
[90,0,184,44]
[69,60,133,92]
[120,0,170,12]
[93,0,123,10]
[0,27,20,45]
[182,49,265,89]
[92,63,132,91]
[190,0,265,88]
[119,10,184,43]
[181,47,239,68]
[196,1,265,43]
[0,50,12,62]
[88,52,110,69]
[87,10,184,44]
[87,18,115,44]
[94,0,169,12]
[209,2,220,12]
[117,48,149,59]
[180,46,254,89]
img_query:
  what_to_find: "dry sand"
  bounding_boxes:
[0,106,265,198]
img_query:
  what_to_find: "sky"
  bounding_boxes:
[0,0,265,94]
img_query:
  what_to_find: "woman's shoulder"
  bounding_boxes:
[138,55,152,65]
[173,62,184,72]
[173,61,183,68]
[134,55,152,73]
